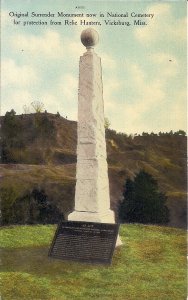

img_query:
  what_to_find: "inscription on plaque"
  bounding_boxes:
[48,221,119,264]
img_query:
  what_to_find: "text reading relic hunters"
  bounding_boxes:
[9,11,154,26]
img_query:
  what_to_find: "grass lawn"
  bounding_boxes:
[1,224,187,300]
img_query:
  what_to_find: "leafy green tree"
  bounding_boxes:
[119,178,135,221]
[119,170,169,224]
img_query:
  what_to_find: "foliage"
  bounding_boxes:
[31,101,44,113]
[0,111,186,228]
[33,114,56,141]
[1,186,20,224]
[0,164,75,225]
[1,224,187,300]
[2,110,23,145]
[142,130,187,137]
[174,129,186,136]
[23,105,31,114]
[1,186,63,225]
[107,129,187,138]
[29,188,63,224]
[104,117,111,129]
[1,110,25,162]
[119,170,169,224]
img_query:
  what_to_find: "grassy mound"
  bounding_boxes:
[1,224,187,300]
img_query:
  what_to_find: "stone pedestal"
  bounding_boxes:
[68,29,122,247]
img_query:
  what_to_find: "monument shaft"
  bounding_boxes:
[68,48,114,223]
[77,49,109,211]
[68,29,122,246]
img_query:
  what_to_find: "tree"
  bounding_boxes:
[119,178,135,221]
[104,117,110,129]
[174,130,186,136]
[119,170,169,224]
[31,101,44,113]
[34,114,56,140]
[2,109,24,149]
[30,188,62,224]
[23,105,31,114]
[142,132,149,136]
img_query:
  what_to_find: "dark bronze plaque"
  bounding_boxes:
[48,221,119,265]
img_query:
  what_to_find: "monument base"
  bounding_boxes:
[68,210,122,247]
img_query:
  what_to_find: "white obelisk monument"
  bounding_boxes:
[68,28,122,246]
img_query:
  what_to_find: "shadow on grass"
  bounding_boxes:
[2,245,124,277]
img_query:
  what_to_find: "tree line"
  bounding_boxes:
[107,129,186,138]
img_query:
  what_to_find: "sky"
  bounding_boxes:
[1,0,187,134]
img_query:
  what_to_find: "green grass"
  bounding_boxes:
[1,224,187,300]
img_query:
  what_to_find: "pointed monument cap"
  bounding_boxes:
[81,28,99,49]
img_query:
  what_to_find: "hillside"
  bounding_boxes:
[1,224,187,300]
[0,112,187,228]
